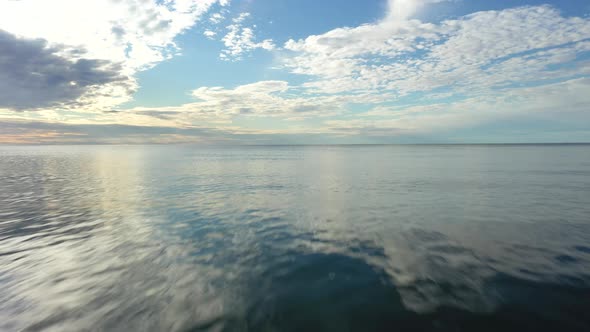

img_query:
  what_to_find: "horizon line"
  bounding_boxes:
[1,142,590,147]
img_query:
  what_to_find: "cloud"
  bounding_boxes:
[4,77,588,144]
[0,30,132,111]
[220,13,275,60]
[0,0,224,69]
[2,76,589,144]
[387,0,455,20]
[0,117,350,144]
[14,80,388,131]
[283,5,590,96]
[324,77,590,137]
[0,0,225,111]
[209,12,225,24]
[0,119,232,144]
[117,80,361,125]
[204,30,217,39]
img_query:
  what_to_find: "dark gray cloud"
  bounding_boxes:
[0,30,129,111]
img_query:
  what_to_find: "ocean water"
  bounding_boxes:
[1,144,589,332]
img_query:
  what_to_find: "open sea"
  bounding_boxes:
[1,144,589,332]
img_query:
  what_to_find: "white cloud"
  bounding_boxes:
[220,13,275,60]
[324,77,590,136]
[0,0,223,70]
[283,5,590,97]
[0,0,225,111]
[387,0,446,20]
[209,12,225,24]
[38,80,393,129]
[2,77,589,142]
[204,30,217,39]
[120,80,357,125]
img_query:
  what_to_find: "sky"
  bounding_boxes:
[0,0,589,144]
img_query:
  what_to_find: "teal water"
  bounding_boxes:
[1,145,589,331]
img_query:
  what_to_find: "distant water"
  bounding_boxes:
[1,145,590,331]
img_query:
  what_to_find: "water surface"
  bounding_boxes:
[1,145,589,331]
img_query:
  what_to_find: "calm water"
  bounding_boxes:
[1,145,590,331]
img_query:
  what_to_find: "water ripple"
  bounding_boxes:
[1,145,589,331]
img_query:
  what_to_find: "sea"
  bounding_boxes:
[0,144,589,331]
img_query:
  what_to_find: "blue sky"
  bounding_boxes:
[0,0,589,144]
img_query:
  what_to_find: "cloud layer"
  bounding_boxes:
[283,5,590,95]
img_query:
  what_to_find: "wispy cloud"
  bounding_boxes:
[219,13,275,61]
[118,80,367,125]
[204,30,217,39]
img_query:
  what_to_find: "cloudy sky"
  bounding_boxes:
[1,0,589,144]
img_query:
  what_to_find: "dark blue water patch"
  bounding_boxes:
[348,241,388,258]
[240,252,412,332]
[480,274,590,331]
[186,252,590,332]
[574,246,590,254]
[506,244,554,255]
[405,229,448,243]
[428,244,472,255]
[555,254,579,265]
[556,274,590,288]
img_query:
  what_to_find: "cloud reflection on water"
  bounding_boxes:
[1,145,589,331]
